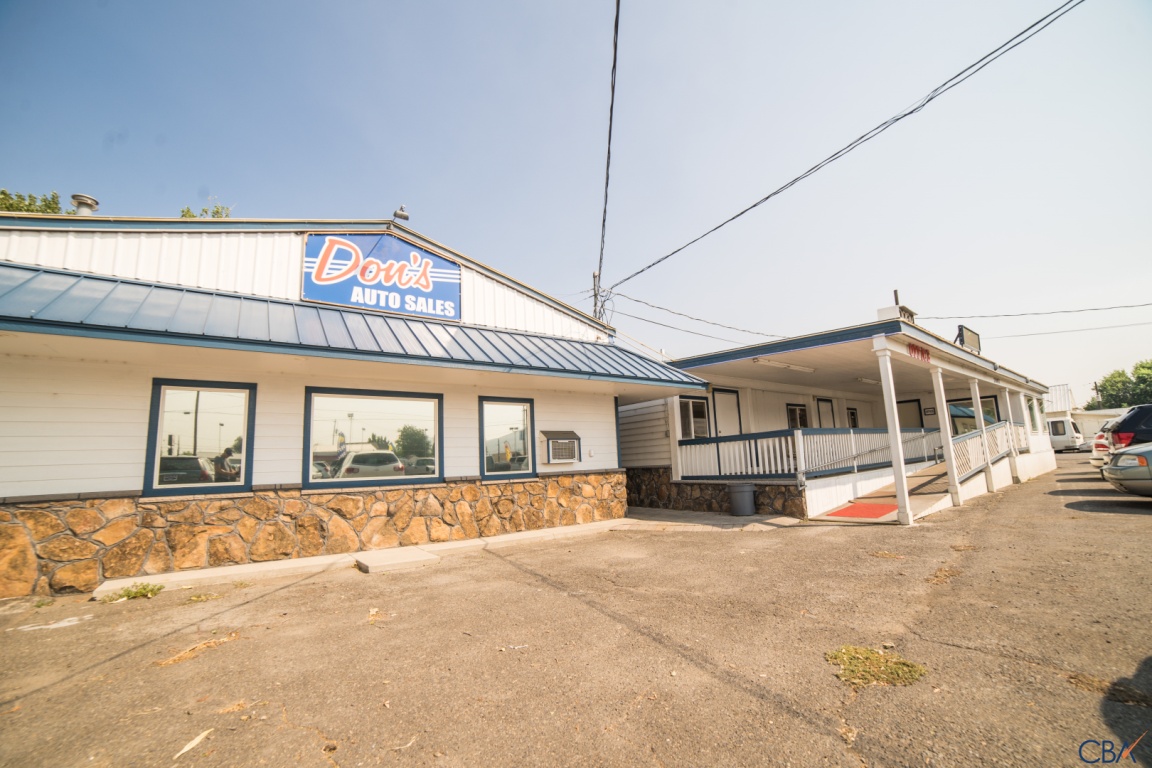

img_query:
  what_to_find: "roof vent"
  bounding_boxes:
[71,194,99,216]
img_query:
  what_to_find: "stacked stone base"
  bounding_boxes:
[0,472,626,598]
[626,466,805,518]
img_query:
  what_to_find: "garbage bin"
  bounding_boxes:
[728,483,756,516]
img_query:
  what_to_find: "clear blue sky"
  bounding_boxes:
[1,0,1149,405]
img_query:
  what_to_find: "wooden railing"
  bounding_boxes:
[1013,422,1030,453]
[677,428,941,481]
[952,430,983,480]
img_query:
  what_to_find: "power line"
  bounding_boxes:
[920,300,1152,320]
[605,0,1087,293]
[611,309,748,344]
[987,321,1152,340]
[593,0,622,321]
[614,292,786,338]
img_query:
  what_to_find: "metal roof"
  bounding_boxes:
[0,262,705,390]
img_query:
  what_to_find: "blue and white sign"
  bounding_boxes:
[302,233,461,320]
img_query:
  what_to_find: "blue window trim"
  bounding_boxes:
[143,378,257,498]
[302,386,444,490]
[479,396,536,481]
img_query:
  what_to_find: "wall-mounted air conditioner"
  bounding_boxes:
[541,430,581,463]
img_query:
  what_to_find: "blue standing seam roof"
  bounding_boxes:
[0,263,705,388]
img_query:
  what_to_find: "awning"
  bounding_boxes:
[0,262,706,391]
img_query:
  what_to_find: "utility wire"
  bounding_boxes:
[614,292,787,338]
[594,0,622,320]
[986,321,1152,340]
[921,300,1152,320]
[605,0,1087,294]
[611,309,748,344]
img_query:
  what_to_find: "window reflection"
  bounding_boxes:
[156,387,248,487]
[309,392,438,482]
[482,400,531,475]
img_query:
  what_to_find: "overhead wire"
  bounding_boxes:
[594,0,622,319]
[603,0,1088,294]
[610,309,749,344]
[614,292,786,338]
[920,300,1152,320]
[986,321,1152,340]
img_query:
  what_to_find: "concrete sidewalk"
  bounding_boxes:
[96,510,802,596]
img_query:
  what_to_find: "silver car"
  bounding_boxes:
[335,450,406,479]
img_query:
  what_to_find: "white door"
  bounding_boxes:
[816,398,835,428]
[713,390,741,437]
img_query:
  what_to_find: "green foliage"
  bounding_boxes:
[100,582,165,602]
[394,424,432,458]
[231,435,243,452]
[1084,359,1152,409]
[0,189,75,214]
[180,197,232,218]
[33,598,55,608]
[368,432,391,450]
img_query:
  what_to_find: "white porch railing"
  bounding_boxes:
[1012,422,1030,453]
[952,421,1013,481]
[677,428,941,481]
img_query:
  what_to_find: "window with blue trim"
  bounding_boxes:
[145,380,255,495]
[480,398,534,478]
[305,388,441,485]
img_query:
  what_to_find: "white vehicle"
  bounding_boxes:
[334,450,406,478]
[1089,419,1118,470]
[1048,417,1085,452]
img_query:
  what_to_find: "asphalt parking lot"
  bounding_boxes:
[1,453,1149,767]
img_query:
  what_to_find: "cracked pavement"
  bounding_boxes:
[0,453,1149,767]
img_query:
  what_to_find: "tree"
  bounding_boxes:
[367,432,391,450]
[0,189,75,214]
[1083,359,1152,409]
[180,198,231,218]
[393,425,432,458]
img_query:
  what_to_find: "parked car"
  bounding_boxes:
[334,450,405,478]
[1089,419,1119,470]
[404,458,437,475]
[1102,442,1152,498]
[510,455,531,471]
[310,461,331,479]
[1103,404,1152,459]
[157,456,215,485]
[1047,417,1086,452]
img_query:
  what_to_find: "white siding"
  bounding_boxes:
[617,399,672,468]
[0,352,621,500]
[0,228,607,342]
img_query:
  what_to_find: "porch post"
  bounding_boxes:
[875,344,912,525]
[667,397,683,481]
[930,366,961,505]
[969,378,995,491]
[1015,392,1035,453]
[1002,387,1021,482]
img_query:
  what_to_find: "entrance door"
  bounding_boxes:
[816,398,835,428]
[896,399,924,428]
[713,390,741,437]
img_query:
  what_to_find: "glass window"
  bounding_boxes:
[1050,421,1066,436]
[146,380,254,495]
[679,398,710,439]
[786,404,809,430]
[948,396,1000,435]
[847,407,859,429]
[306,388,440,485]
[481,398,534,477]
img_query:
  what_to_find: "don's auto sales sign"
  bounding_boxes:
[302,233,461,320]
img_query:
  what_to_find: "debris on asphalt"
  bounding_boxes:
[155,631,240,666]
[826,645,927,690]
[7,615,94,632]
[870,551,905,559]
[926,567,961,585]
[390,736,417,751]
[173,728,213,760]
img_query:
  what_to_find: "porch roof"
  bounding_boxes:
[0,262,706,396]
[671,319,1047,396]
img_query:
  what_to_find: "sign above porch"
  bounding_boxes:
[302,233,462,321]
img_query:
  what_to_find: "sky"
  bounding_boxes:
[1,0,1149,407]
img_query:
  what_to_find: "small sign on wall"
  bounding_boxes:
[302,233,462,320]
[924,407,936,416]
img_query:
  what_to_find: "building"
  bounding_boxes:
[620,305,1057,524]
[0,211,706,597]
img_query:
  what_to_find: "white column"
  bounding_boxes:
[667,397,683,481]
[930,367,961,505]
[1002,387,1021,482]
[1016,392,1034,453]
[876,348,912,525]
[969,378,995,491]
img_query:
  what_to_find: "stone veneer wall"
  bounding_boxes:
[626,466,806,519]
[0,472,626,598]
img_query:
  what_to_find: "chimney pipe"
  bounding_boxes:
[71,194,99,216]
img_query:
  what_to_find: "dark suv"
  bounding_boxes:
[158,456,215,485]
[1104,404,1152,457]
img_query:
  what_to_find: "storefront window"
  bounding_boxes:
[306,388,440,485]
[481,398,534,478]
[947,396,1000,436]
[146,380,254,495]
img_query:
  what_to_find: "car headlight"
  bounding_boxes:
[1114,455,1148,468]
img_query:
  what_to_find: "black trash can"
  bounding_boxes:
[729,483,756,516]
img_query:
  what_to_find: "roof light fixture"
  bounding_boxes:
[753,358,815,373]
